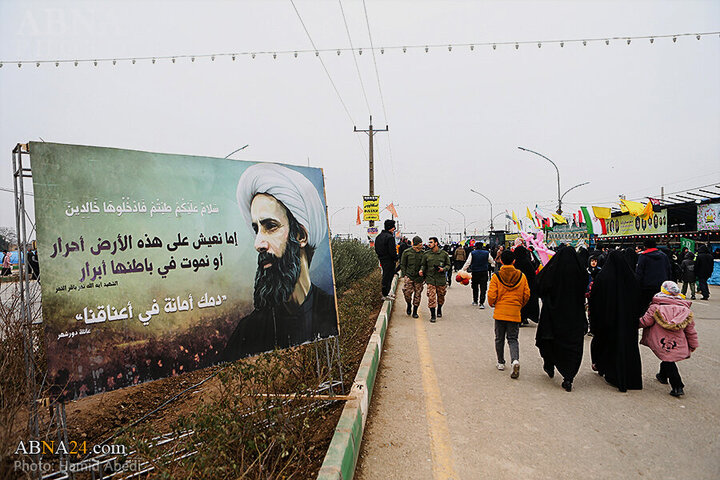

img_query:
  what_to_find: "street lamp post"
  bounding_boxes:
[517,146,562,214]
[436,218,450,243]
[560,182,591,214]
[224,144,250,158]
[330,207,350,235]
[469,189,494,231]
[449,207,466,238]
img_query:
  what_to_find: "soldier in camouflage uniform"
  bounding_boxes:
[419,237,452,322]
[400,236,425,318]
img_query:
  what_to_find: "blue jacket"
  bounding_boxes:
[468,249,490,273]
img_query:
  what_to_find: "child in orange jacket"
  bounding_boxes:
[488,249,531,379]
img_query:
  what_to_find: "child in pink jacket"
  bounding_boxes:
[639,281,699,397]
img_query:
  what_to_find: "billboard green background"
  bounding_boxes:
[30,142,336,399]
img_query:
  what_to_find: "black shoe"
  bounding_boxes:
[406,303,412,316]
[670,387,684,397]
[691,296,696,300]
[430,308,436,322]
[656,373,668,385]
[543,365,555,378]
[562,380,573,392]
[437,305,443,318]
[412,306,419,318]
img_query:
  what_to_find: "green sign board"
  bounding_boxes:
[680,237,695,253]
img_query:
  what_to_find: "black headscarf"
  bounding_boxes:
[621,247,638,270]
[513,245,539,322]
[577,247,589,272]
[588,250,643,392]
[535,247,588,382]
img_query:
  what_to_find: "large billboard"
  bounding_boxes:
[697,203,720,231]
[603,210,668,237]
[31,143,339,400]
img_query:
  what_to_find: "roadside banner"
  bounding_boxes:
[31,142,339,400]
[603,210,668,237]
[363,196,380,221]
[697,203,720,231]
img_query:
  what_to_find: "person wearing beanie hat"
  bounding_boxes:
[639,280,699,397]
[400,236,426,318]
[375,219,399,300]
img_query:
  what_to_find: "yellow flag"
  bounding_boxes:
[526,207,534,220]
[640,201,653,220]
[591,206,611,219]
[551,213,567,224]
[620,199,646,216]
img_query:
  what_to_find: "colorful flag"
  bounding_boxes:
[385,203,399,218]
[526,207,534,221]
[581,206,607,235]
[356,206,362,225]
[619,199,646,216]
[592,206,611,219]
[640,201,653,220]
[551,213,567,224]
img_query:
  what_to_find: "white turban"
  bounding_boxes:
[237,163,327,249]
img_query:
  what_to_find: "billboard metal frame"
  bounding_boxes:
[12,143,345,479]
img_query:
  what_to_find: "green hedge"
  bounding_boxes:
[331,239,379,293]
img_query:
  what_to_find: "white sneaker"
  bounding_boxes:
[510,360,520,379]
[497,362,505,371]
[471,301,478,306]
[479,304,485,309]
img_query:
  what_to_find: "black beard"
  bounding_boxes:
[253,238,302,310]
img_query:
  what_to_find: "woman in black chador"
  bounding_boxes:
[535,247,588,391]
[513,245,539,326]
[588,250,643,392]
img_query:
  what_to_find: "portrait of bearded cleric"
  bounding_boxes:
[223,163,339,360]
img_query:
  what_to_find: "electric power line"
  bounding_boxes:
[290,0,356,126]
[361,0,398,204]
[338,0,371,116]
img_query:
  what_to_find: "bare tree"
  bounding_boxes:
[0,227,17,251]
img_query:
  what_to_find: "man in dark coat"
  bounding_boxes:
[513,245,539,325]
[635,238,672,310]
[695,244,714,300]
[589,250,643,392]
[535,247,588,391]
[375,219,398,299]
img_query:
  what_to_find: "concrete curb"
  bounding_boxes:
[316,274,399,480]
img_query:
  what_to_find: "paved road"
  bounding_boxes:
[356,281,720,480]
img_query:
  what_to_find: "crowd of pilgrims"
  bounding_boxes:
[396,236,710,397]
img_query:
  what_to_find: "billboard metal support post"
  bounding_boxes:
[13,143,42,476]
[313,337,344,396]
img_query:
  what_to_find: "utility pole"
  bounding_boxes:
[354,115,388,227]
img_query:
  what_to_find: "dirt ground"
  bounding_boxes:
[356,282,720,480]
[4,270,385,479]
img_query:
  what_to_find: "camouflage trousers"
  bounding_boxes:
[402,277,425,306]
[426,284,447,309]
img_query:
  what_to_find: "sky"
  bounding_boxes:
[1,0,719,242]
